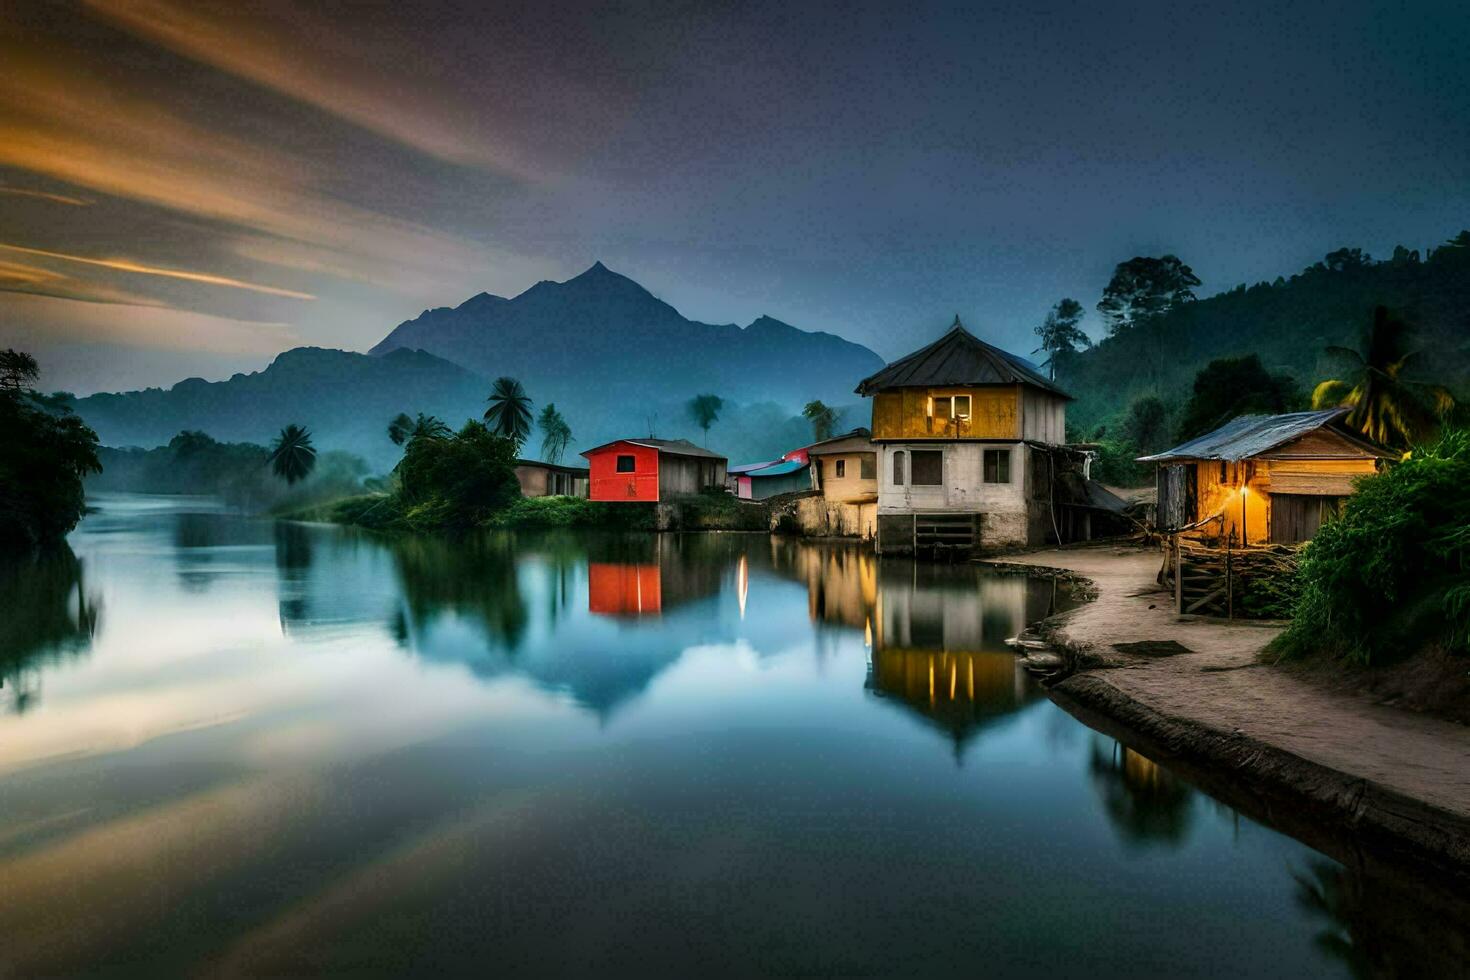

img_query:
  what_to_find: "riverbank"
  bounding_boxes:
[988,544,1470,880]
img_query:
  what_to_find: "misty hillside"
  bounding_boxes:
[370,262,885,408]
[1062,234,1470,434]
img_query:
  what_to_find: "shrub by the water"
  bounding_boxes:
[0,387,101,551]
[490,496,656,531]
[1272,428,1470,665]
[395,421,522,531]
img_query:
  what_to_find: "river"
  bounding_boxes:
[0,493,1450,976]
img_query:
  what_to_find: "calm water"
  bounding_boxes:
[0,494,1459,977]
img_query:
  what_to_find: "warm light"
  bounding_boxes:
[1239,484,1248,498]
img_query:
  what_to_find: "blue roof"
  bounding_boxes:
[741,459,809,478]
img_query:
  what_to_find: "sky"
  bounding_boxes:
[1,0,1468,394]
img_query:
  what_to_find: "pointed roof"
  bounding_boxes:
[854,317,1070,398]
[1137,409,1392,463]
[581,437,725,461]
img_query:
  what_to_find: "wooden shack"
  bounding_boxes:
[1140,409,1391,545]
[514,459,589,498]
[581,438,727,502]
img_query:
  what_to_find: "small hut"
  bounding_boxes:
[514,459,589,498]
[582,438,727,502]
[1139,409,1391,545]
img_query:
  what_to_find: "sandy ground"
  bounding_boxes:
[988,545,1470,853]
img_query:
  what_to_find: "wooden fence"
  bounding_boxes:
[1160,536,1300,618]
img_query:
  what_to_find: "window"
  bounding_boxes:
[931,395,951,419]
[835,459,846,478]
[860,455,876,480]
[983,448,1010,483]
[615,454,636,473]
[953,395,971,420]
[911,450,943,485]
[892,451,905,485]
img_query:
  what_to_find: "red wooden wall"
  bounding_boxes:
[585,441,661,501]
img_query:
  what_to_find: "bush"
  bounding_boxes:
[0,390,101,551]
[1271,428,1470,665]
[395,421,522,531]
[490,495,655,531]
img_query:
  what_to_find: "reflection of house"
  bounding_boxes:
[588,564,661,615]
[584,537,728,617]
[514,459,589,498]
[582,439,728,502]
[854,318,1072,554]
[1140,409,1390,544]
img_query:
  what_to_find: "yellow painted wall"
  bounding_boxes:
[816,453,878,502]
[871,386,1019,440]
[1190,457,1379,545]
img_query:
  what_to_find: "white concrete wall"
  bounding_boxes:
[877,442,1027,514]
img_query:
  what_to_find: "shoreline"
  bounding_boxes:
[987,544,1470,882]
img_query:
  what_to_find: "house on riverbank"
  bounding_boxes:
[514,460,589,498]
[582,439,727,502]
[1139,409,1391,544]
[854,318,1072,555]
[730,450,814,499]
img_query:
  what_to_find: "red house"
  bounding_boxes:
[581,438,728,502]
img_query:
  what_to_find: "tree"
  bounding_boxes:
[0,349,39,393]
[537,403,573,463]
[267,424,317,485]
[396,421,522,529]
[1032,298,1089,380]
[1177,356,1300,441]
[1311,306,1456,449]
[1323,247,1371,272]
[484,377,533,448]
[687,394,724,438]
[0,351,101,550]
[388,413,414,446]
[1125,395,1170,457]
[802,400,838,442]
[1096,256,1201,336]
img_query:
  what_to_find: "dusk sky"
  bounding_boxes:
[2,0,1467,394]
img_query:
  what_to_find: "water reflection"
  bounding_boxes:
[0,546,100,714]
[1088,739,1196,848]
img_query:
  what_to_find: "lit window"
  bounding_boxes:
[983,449,1010,483]
[616,455,636,473]
[911,450,943,485]
[892,451,906,485]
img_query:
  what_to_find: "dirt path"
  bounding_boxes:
[987,544,1470,874]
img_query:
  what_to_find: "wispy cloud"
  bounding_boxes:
[85,0,540,176]
[1,293,301,355]
[0,258,168,308]
[0,185,92,206]
[0,243,315,300]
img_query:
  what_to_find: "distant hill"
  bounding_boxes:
[370,262,884,410]
[70,265,884,469]
[1062,233,1470,435]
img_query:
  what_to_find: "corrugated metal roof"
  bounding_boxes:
[728,458,783,474]
[854,318,1070,398]
[1138,409,1351,462]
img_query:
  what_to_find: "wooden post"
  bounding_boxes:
[1173,535,1182,614]
[1226,540,1233,620]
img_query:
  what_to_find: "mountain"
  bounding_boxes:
[1061,233,1470,435]
[70,266,886,469]
[72,347,492,470]
[370,262,885,409]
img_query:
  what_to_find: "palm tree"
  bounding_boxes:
[687,393,724,439]
[802,400,838,441]
[1311,306,1456,449]
[484,377,533,448]
[268,424,317,484]
[537,403,572,463]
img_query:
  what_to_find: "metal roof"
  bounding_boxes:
[739,459,809,478]
[581,438,725,460]
[803,428,875,456]
[854,317,1070,399]
[1137,409,1362,463]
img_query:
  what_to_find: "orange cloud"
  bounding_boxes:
[85,0,538,176]
[1,293,301,355]
[0,243,315,300]
[0,258,169,307]
[0,185,92,206]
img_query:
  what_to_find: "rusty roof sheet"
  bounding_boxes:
[1137,409,1354,462]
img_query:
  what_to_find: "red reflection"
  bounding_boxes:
[588,563,661,616]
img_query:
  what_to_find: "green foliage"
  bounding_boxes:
[1178,355,1302,441]
[1096,256,1200,337]
[1061,234,1470,438]
[268,424,317,484]
[388,412,414,446]
[1311,305,1457,450]
[490,495,655,531]
[1033,297,1089,380]
[662,491,769,531]
[1238,560,1302,619]
[395,420,522,530]
[537,403,573,463]
[1271,427,1470,665]
[802,400,838,442]
[687,393,724,436]
[0,349,40,393]
[0,369,102,550]
[1125,395,1171,457]
[484,377,533,448]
